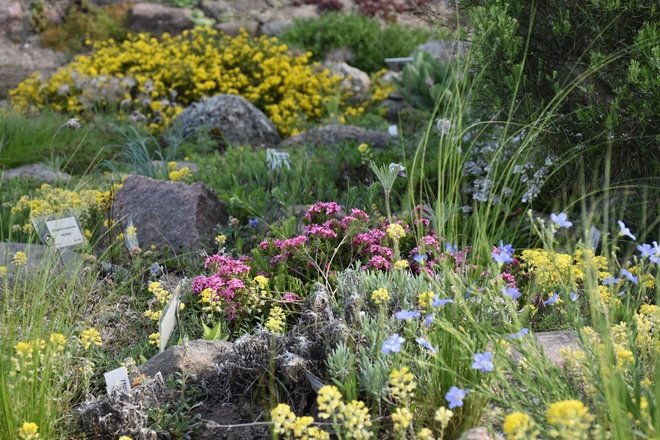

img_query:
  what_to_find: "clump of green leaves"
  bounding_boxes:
[280,13,433,73]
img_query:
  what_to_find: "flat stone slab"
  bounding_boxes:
[534,330,580,365]
[140,339,234,379]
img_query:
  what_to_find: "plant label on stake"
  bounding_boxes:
[104,366,131,395]
[159,282,181,353]
[44,216,85,248]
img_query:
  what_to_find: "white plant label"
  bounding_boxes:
[388,124,398,137]
[104,366,131,395]
[45,217,85,248]
[159,287,181,353]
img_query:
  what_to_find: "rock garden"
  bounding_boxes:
[0,1,658,439]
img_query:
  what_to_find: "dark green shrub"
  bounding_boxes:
[279,13,432,73]
[461,0,659,196]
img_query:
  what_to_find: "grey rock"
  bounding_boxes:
[459,427,504,440]
[140,339,234,378]
[259,5,318,36]
[128,3,194,35]
[0,38,66,99]
[0,0,25,41]
[214,19,259,36]
[279,125,392,149]
[174,94,281,148]
[199,0,231,19]
[324,61,371,97]
[112,175,228,252]
[412,40,471,64]
[2,163,71,183]
[0,242,83,278]
[535,330,580,366]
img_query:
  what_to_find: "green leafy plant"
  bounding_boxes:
[280,13,433,73]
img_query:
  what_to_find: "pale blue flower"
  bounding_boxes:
[507,328,529,339]
[502,286,521,300]
[415,336,437,354]
[602,277,621,286]
[617,220,636,240]
[551,212,572,229]
[395,310,421,320]
[413,253,428,264]
[620,269,638,285]
[445,386,467,409]
[471,351,494,372]
[542,293,560,306]
[637,241,659,264]
[569,292,579,302]
[382,334,404,355]
[432,297,453,307]
[444,243,458,255]
[423,313,435,327]
[492,242,514,265]
[248,218,259,228]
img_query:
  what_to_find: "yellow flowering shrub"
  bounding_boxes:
[9,28,381,135]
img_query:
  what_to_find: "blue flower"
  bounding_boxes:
[471,351,494,372]
[444,243,458,255]
[620,269,638,285]
[413,253,428,264]
[637,241,659,263]
[382,334,405,355]
[395,310,421,320]
[542,293,559,306]
[415,336,437,354]
[501,286,521,301]
[432,297,453,308]
[492,242,514,265]
[423,313,435,327]
[507,328,529,339]
[617,220,636,241]
[445,386,467,409]
[602,277,621,286]
[569,292,579,302]
[550,212,572,229]
[248,218,259,228]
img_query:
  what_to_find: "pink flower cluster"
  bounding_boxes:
[192,254,252,320]
[304,201,342,222]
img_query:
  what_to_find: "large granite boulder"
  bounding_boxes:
[174,94,281,148]
[128,3,194,35]
[258,5,319,36]
[279,124,392,149]
[112,175,228,252]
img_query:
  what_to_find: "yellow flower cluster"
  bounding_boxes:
[546,400,594,439]
[389,366,416,403]
[503,411,538,439]
[198,288,223,317]
[11,183,111,235]
[9,28,381,135]
[386,223,406,241]
[265,306,286,334]
[144,281,172,340]
[168,166,191,182]
[393,259,409,270]
[18,422,39,440]
[391,407,413,432]
[80,328,102,350]
[271,385,372,439]
[10,333,69,383]
[0,266,7,278]
[418,291,435,310]
[370,287,390,305]
[12,251,28,266]
[520,248,610,289]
